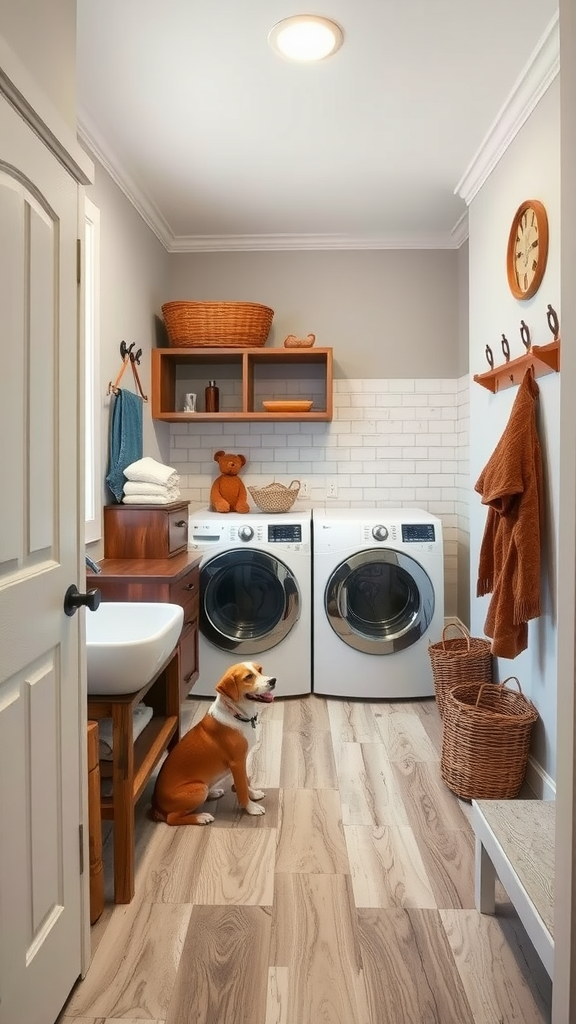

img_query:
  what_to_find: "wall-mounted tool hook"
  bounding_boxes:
[520,320,531,352]
[120,340,136,360]
[547,304,560,340]
[130,347,143,365]
[501,334,510,362]
[485,345,494,369]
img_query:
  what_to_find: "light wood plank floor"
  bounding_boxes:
[59,695,552,1024]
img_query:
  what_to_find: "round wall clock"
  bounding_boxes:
[506,199,549,300]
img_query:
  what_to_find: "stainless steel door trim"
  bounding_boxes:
[200,548,301,654]
[324,547,435,655]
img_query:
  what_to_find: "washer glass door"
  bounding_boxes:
[201,549,300,654]
[325,548,434,654]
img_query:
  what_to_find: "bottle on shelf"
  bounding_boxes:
[205,380,219,413]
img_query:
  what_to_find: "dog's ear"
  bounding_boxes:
[216,666,240,702]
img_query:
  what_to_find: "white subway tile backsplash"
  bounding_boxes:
[174,374,470,619]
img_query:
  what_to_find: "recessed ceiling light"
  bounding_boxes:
[268,15,344,62]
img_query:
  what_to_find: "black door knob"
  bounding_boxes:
[64,584,101,617]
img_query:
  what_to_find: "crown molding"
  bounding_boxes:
[455,12,559,205]
[450,210,469,248]
[77,108,173,248]
[77,116,462,250]
[167,231,459,252]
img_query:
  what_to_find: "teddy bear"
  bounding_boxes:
[210,450,250,513]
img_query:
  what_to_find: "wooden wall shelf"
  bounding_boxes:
[473,339,560,394]
[151,346,333,421]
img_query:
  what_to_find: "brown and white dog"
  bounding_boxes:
[151,661,276,825]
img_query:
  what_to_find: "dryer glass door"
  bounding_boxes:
[325,549,434,654]
[201,549,301,654]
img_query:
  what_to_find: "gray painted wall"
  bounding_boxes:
[82,152,172,499]
[166,249,460,379]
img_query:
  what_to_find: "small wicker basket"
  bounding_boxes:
[248,480,300,514]
[161,301,274,348]
[428,623,492,719]
[440,676,539,801]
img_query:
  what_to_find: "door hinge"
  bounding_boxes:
[79,823,84,874]
[77,238,82,285]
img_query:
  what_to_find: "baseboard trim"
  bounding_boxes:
[525,757,556,800]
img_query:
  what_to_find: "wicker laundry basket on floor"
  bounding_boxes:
[440,676,539,801]
[428,623,493,719]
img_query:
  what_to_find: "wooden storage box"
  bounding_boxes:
[104,501,190,559]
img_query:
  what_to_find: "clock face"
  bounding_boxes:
[506,200,549,300]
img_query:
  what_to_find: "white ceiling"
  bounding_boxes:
[76,1,559,251]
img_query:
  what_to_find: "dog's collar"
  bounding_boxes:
[219,695,258,728]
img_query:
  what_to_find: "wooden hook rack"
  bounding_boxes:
[474,305,561,394]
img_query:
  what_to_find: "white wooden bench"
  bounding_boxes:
[472,798,555,978]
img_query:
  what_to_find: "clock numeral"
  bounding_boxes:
[532,259,538,272]
[523,272,528,290]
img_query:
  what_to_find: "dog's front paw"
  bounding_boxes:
[197,812,215,824]
[249,788,265,801]
[208,787,225,799]
[245,800,266,816]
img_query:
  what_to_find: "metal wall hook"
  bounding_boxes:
[547,304,560,340]
[520,320,531,351]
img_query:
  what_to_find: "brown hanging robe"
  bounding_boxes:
[474,366,543,659]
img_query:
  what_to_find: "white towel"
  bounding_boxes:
[97,703,154,760]
[123,481,180,497]
[124,456,179,487]
[122,493,179,505]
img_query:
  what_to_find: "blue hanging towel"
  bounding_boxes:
[105,389,144,502]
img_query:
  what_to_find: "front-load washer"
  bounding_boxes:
[313,508,444,699]
[188,509,311,697]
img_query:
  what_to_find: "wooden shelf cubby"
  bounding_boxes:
[151,346,333,421]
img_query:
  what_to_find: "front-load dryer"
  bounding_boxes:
[312,508,444,699]
[188,509,311,697]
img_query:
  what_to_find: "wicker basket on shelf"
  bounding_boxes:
[428,623,492,719]
[248,480,300,514]
[440,676,539,801]
[161,301,274,348]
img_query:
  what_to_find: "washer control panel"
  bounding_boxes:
[402,523,436,543]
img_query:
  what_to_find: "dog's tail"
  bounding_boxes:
[148,804,167,823]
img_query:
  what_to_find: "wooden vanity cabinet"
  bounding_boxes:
[89,552,201,702]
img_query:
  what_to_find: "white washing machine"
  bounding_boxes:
[188,510,311,697]
[313,508,444,699]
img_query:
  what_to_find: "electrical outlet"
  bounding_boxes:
[299,480,310,498]
[327,479,338,499]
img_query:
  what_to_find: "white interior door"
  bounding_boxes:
[0,92,86,1023]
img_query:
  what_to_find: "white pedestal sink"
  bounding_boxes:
[86,602,183,695]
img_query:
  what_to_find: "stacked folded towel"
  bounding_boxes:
[122,456,180,504]
[98,703,154,760]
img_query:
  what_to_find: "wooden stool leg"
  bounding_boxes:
[112,702,135,903]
